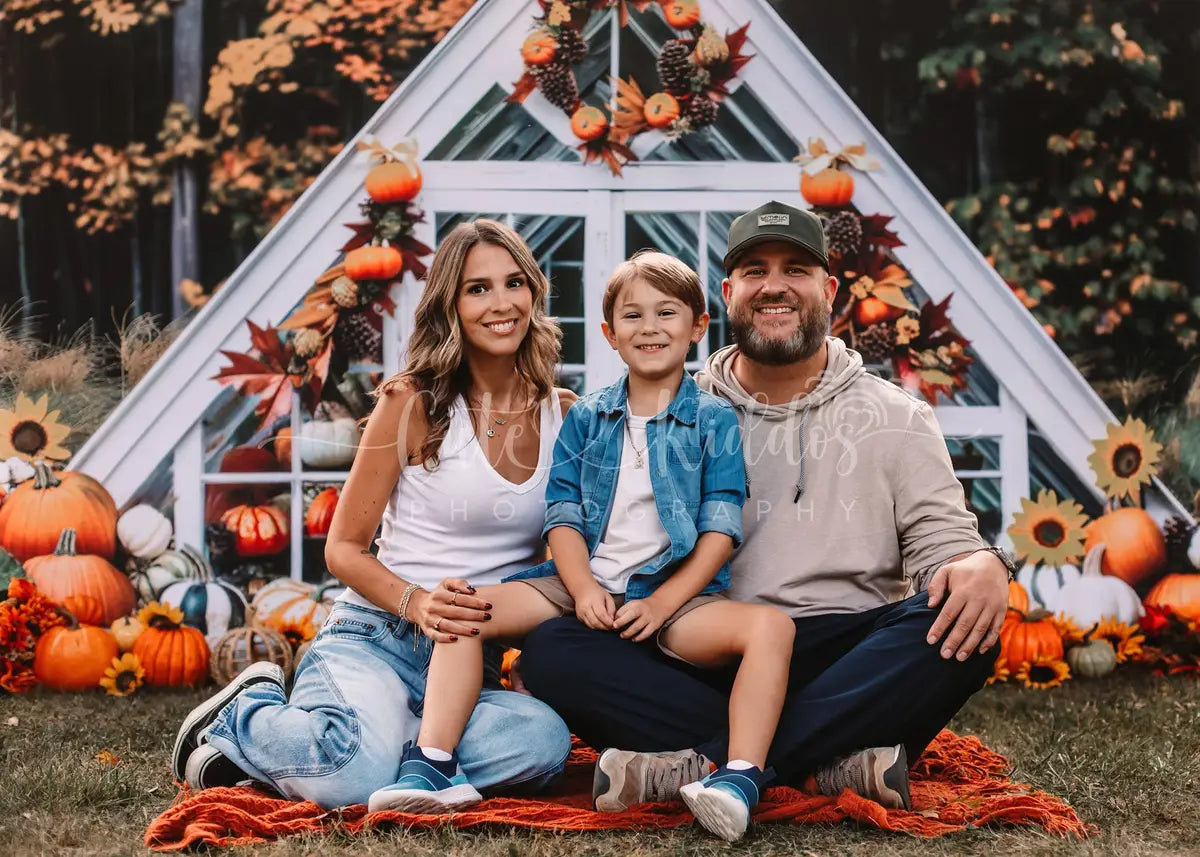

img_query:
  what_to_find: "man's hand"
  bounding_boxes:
[613,597,670,642]
[925,550,1009,660]
[575,585,617,631]
[507,654,531,696]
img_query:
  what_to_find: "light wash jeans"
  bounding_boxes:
[204,601,571,809]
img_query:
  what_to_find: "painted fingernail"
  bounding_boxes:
[472,628,480,636]
[450,635,458,641]
[467,585,477,593]
[485,603,493,610]
[484,613,492,620]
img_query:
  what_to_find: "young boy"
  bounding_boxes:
[370,251,795,841]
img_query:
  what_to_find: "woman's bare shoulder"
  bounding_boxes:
[554,386,579,418]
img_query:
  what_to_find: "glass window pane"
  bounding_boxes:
[1029,423,1105,518]
[436,212,506,240]
[302,482,343,585]
[560,321,586,365]
[625,212,700,269]
[548,262,584,318]
[960,477,1002,544]
[557,368,587,395]
[944,437,1000,471]
[426,85,577,162]
[202,386,287,475]
[204,485,291,588]
[706,212,738,352]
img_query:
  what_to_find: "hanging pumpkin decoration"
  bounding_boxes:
[521,31,557,66]
[999,608,1065,666]
[251,579,342,637]
[852,296,905,327]
[1008,580,1030,613]
[1087,417,1163,503]
[1045,544,1144,629]
[643,92,680,129]
[299,402,361,469]
[117,504,174,560]
[800,168,854,208]
[305,487,340,536]
[663,0,701,29]
[1065,639,1118,679]
[1145,573,1200,621]
[1008,490,1089,608]
[128,544,209,604]
[33,609,120,692]
[222,503,289,557]
[132,601,210,687]
[109,615,145,652]
[24,530,137,625]
[274,426,293,469]
[364,160,422,204]
[210,625,295,685]
[1083,507,1166,587]
[0,462,118,562]
[157,577,249,648]
[344,245,404,282]
[570,105,609,142]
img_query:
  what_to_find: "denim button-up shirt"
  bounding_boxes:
[506,371,746,600]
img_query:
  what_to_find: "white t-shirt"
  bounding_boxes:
[589,413,671,594]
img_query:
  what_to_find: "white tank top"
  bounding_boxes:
[338,388,562,608]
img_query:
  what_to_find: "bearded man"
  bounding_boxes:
[519,200,1014,814]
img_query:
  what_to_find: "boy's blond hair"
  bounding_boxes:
[602,250,706,326]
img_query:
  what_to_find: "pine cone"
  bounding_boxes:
[686,94,720,128]
[331,275,360,309]
[293,328,324,359]
[856,323,897,364]
[1164,516,1197,569]
[827,211,864,258]
[536,62,580,111]
[657,40,695,94]
[556,26,588,63]
[205,523,238,575]
[335,311,382,363]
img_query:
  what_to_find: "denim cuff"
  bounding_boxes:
[542,501,587,541]
[697,499,743,547]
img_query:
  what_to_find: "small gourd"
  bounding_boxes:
[1066,639,1117,679]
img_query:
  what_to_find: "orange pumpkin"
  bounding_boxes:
[1008,580,1030,613]
[252,579,341,636]
[0,462,118,562]
[304,487,339,537]
[221,504,289,556]
[853,296,905,327]
[1145,574,1200,620]
[33,611,120,691]
[274,426,293,469]
[570,105,608,141]
[521,32,557,66]
[205,445,283,523]
[133,603,210,687]
[1084,507,1166,586]
[663,0,701,29]
[344,245,404,281]
[800,167,855,208]
[364,160,422,204]
[62,594,106,626]
[25,530,137,625]
[643,92,681,129]
[999,608,1064,665]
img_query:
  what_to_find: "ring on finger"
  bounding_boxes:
[434,619,442,632]
[450,593,457,607]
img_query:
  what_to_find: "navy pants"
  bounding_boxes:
[520,591,998,785]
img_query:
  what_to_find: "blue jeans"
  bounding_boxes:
[205,602,571,809]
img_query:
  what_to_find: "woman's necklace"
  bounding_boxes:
[471,394,531,438]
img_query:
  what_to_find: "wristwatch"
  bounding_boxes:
[975,546,1018,581]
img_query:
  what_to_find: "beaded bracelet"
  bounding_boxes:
[397,582,421,624]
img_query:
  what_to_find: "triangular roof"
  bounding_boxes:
[72,0,1186,520]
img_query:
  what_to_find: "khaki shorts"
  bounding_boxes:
[517,575,725,665]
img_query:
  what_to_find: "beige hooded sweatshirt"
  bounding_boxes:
[695,337,985,618]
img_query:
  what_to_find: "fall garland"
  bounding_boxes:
[508,0,752,175]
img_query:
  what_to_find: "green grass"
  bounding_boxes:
[0,673,1197,856]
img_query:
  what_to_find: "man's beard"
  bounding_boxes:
[729,295,831,365]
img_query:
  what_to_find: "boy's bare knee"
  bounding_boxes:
[747,606,796,647]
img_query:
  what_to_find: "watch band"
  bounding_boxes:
[975,546,1018,581]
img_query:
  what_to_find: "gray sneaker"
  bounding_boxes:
[592,748,713,812]
[813,744,911,810]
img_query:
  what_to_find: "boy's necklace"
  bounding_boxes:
[624,416,647,468]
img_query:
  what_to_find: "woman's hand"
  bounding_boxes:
[575,585,616,631]
[409,578,492,643]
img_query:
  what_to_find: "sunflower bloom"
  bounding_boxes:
[0,392,73,462]
[276,616,316,650]
[1092,618,1145,664]
[1016,655,1071,689]
[987,657,1011,685]
[99,653,145,696]
[1087,417,1162,502]
[1053,613,1086,647]
[136,601,184,628]
[1007,490,1089,567]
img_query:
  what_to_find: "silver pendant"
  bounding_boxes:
[486,427,496,438]
[634,451,644,468]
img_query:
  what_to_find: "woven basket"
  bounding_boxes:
[210,625,295,685]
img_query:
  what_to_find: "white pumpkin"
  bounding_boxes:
[1188,527,1200,571]
[250,578,344,633]
[117,504,174,559]
[0,456,34,489]
[129,544,208,603]
[1016,561,1082,609]
[298,418,360,468]
[158,578,249,647]
[1045,544,1144,629]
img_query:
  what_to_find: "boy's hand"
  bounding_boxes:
[614,597,669,642]
[576,586,616,631]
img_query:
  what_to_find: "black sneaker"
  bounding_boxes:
[170,662,286,781]
[184,744,252,790]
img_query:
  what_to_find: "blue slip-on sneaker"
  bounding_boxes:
[367,745,483,815]
[679,763,773,841]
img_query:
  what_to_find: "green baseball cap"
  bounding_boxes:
[723,200,829,272]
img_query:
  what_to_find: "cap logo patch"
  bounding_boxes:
[758,213,790,226]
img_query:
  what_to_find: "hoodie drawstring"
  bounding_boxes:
[793,410,808,503]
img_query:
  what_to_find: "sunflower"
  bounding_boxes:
[1087,417,1162,502]
[275,616,316,650]
[137,600,185,628]
[1092,617,1145,664]
[99,653,145,696]
[0,392,72,462]
[987,657,1011,685]
[1007,490,1089,567]
[1015,655,1071,689]
[1053,613,1087,647]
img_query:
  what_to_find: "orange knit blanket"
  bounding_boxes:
[145,730,1093,850]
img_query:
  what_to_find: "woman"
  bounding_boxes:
[170,219,575,809]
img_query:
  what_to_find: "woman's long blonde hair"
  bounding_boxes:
[378,219,562,467]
